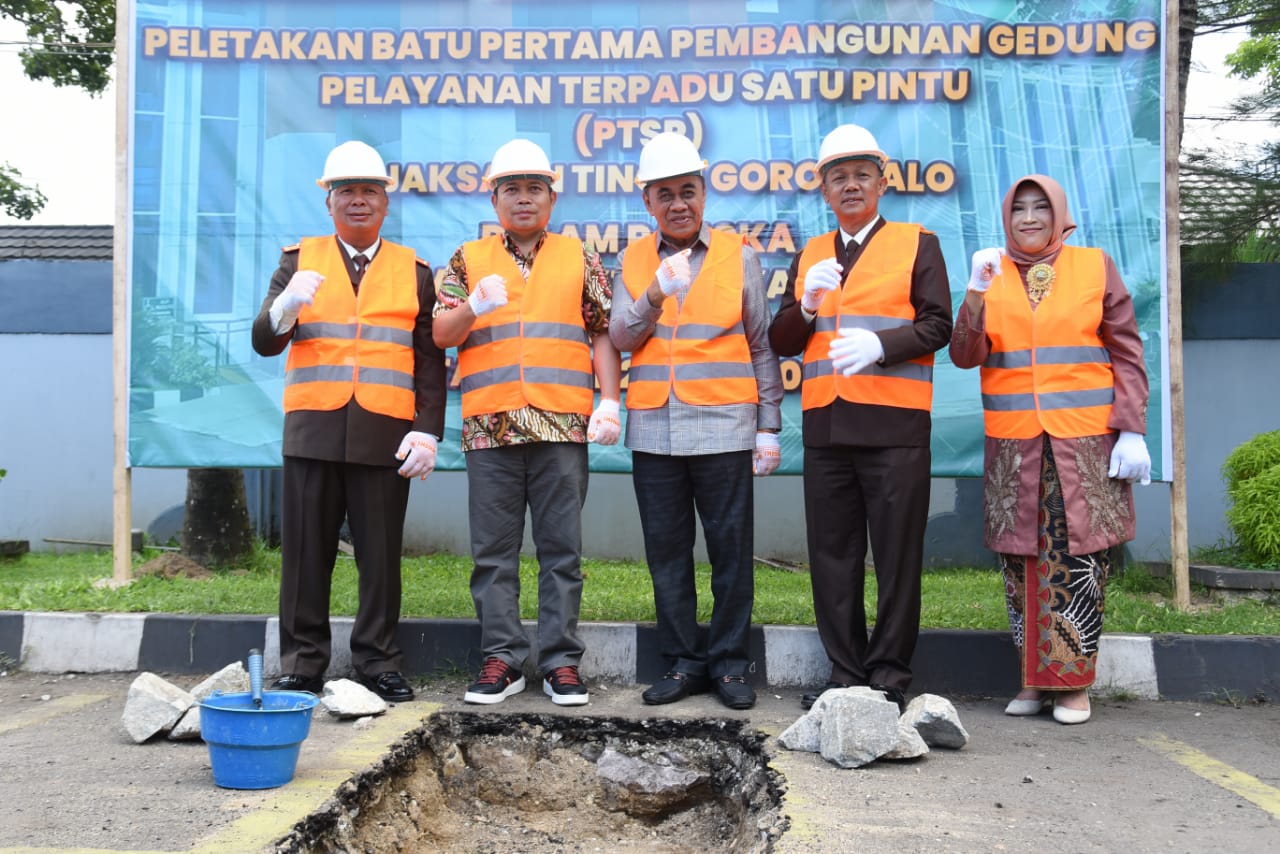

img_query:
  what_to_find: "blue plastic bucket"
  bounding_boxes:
[199,691,320,789]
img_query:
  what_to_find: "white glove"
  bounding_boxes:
[270,270,324,333]
[656,249,692,296]
[395,431,438,480]
[1108,430,1151,485]
[753,432,781,477]
[829,327,884,376]
[801,257,843,312]
[966,247,1004,294]
[468,274,508,317]
[587,399,621,446]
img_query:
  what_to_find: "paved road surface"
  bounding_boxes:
[1,670,1277,853]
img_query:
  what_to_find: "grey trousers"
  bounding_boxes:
[466,442,588,674]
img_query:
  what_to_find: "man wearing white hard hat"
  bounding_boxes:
[433,138,622,707]
[768,123,952,713]
[610,131,783,711]
[252,140,447,702]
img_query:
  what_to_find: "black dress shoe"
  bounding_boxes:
[800,680,850,711]
[270,674,324,694]
[871,683,907,713]
[359,671,416,702]
[641,671,710,705]
[715,675,756,710]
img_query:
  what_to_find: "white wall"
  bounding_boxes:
[0,335,187,550]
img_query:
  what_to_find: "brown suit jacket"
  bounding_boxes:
[251,236,447,466]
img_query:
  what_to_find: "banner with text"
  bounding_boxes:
[126,0,1169,478]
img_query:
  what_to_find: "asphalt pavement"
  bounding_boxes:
[1,669,1278,853]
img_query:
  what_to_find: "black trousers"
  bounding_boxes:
[278,455,410,679]
[632,450,754,679]
[803,444,930,691]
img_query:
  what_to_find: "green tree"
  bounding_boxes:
[0,0,115,92]
[0,0,114,220]
[0,163,46,220]
[3,1,255,567]
[1181,1,1280,264]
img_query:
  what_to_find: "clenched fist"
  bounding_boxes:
[801,257,843,312]
[468,274,508,317]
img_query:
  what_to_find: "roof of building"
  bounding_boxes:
[1179,161,1279,232]
[0,225,113,261]
[0,166,1265,258]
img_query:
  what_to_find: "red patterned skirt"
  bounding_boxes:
[999,437,1109,691]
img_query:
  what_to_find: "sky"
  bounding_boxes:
[0,18,1270,227]
[1,19,115,226]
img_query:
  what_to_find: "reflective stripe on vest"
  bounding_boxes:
[797,225,934,412]
[979,245,1114,438]
[456,233,594,418]
[621,229,758,409]
[283,237,417,419]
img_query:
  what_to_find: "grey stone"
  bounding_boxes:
[168,706,202,741]
[596,747,709,816]
[782,685,909,758]
[121,672,194,743]
[778,710,823,753]
[818,691,901,768]
[883,718,930,760]
[187,662,250,701]
[828,684,894,705]
[596,747,706,794]
[320,679,386,718]
[904,693,969,749]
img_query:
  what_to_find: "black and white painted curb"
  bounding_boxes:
[2,611,1277,702]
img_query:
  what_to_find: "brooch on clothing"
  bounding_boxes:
[1025,263,1056,305]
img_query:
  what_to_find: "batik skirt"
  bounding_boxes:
[999,438,1110,691]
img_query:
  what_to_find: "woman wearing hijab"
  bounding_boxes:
[949,175,1150,725]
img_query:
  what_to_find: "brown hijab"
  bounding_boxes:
[1001,174,1077,266]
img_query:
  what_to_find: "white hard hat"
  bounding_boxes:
[816,124,888,173]
[635,132,707,187]
[483,139,557,189]
[316,141,393,190]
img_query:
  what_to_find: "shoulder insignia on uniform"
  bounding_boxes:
[416,257,430,267]
[282,243,300,253]
[920,228,935,236]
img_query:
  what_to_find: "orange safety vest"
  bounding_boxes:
[456,233,594,419]
[621,229,759,409]
[797,224,934,412]
[283,237,418,419]
[980,245,1114,439]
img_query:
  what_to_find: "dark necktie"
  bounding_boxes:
[352,253,369,284]
[846,238,859,263]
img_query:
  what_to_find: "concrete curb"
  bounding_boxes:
[1144,560,1280,591]
[1,610,1277,702]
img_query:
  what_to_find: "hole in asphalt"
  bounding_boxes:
[277,711,789,852]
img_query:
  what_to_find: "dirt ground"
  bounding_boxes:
[2,670,1279,853]
[283,711,783,853]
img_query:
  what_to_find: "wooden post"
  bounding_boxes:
[1165,0,1191,610]
[111,1,134,586]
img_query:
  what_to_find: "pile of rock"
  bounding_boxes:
[119,665,388,744]
[779,686,968,769]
